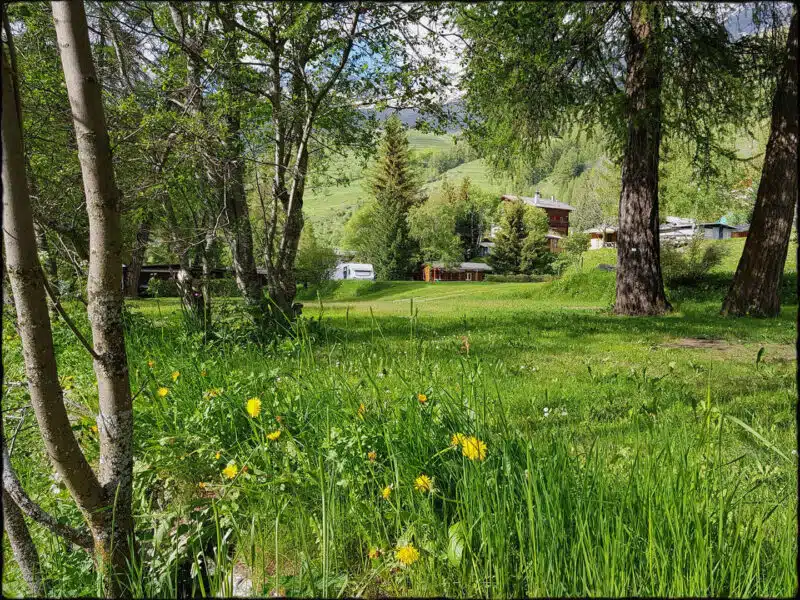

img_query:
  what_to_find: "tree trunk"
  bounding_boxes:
[124,218,150,298]
[614,2,671,316]
[3,489,45,595]
[722,7,798,317]
[3,40,107,585]
[52,1,134,594]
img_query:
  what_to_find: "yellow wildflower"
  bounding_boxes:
[222,462,238,479]
[147,360,155,369]
[198,482,206,489]
[368,548,381,560]
[267,430,282,441]
[171,370,180,382]
[367,450,377,462]
[358,403,366,418]
[157,387,169,398]
[381,485,393,499]
[462,436,487,461]
[215,451,221,460]
[414,474,432,493]
[201,369,208,377]
[91,425,98,434]
[395,543,420,566]
[417,393,427,404]
[246,397,262,418]
[450,433,465,447]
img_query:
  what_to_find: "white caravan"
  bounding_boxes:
[333,262,375,280]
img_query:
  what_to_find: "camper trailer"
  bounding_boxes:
[333,262,375,280]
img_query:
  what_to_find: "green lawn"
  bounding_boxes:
[3,260,797,596]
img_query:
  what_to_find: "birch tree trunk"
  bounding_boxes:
[52,1,134,592]
[3,488,45,595]
[614,2,671,316]
[722,6,798,317]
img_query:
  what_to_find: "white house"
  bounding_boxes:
[333,262,375,280]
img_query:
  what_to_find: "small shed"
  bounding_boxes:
[584,226,618,249]
[423,261,493,282]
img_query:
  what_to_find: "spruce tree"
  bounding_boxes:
[489,201,528,274]
[369,116,423,280]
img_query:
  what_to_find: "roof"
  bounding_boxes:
[479,241,495,247]
[501,194,575,212]
[661,218,738,230]
[337,262,374,270]
[545,233,562,239]
[584,226,618,234]
[429,261,493,272]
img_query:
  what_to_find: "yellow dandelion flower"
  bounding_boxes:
[395,543,420,566]
[91,425,98,434]
[198,482,206,489]
[246,397,262,418]
[358,403,366,418]
[147,360,155,369]
[417,393,427,404]
[381,485,393,499]
[157,387,169,398]
[266,430,281,441]
[215,451,221,460]
[171,370,180,382]
[367,450,377,462]
[222,462,238,479]
[462,436,487,461]
[368,548,381,560]
[450,433,465,447]
[414,474,432,493]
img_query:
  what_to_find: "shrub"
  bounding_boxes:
[661,234,728,285]
[485,273,553,283]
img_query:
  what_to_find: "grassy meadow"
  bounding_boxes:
[2,245,798,597]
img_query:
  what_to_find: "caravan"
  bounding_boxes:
[333,262,375,280]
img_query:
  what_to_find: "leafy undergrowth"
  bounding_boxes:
[2,276,797,597]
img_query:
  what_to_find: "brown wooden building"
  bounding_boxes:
[501,192,575,236]
[422,261,493,282]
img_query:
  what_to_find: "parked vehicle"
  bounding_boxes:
[333,262,375,280]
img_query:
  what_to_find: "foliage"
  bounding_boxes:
[409,177,496,265]
[294,224,338,288]
[520,236,556,276]
[661,234,729,285]
[489,201,551,275]
[347,116,425,280]
[554,233,591,274]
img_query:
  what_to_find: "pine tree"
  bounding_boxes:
[489,201,527,274]
[369,116,423,280]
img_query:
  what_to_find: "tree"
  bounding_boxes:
[722,7,798,317]
[294,224,338,288]
[459,2,753,315]
[367,116,424,280]
[520,235,556,275]
[489,201,528,275]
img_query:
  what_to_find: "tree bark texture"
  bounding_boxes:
[124,218,150,298]
[614,2,671,316]
[3,488,45,595]
[52,1,134,593]
[722,6,798,317]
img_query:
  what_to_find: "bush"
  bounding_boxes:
[485,274,553,283]
[661,235,728,285]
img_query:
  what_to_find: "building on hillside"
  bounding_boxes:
[422,261,493,282]
[478,241,495,257]
[501,191,574,236]
[731,224,749,238]
[660,216,738,241]
[584,226,618,249]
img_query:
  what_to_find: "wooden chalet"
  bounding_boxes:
[501,192,574,236]
[422,261,493,282]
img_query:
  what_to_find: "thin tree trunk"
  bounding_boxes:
[3,489,45,595]
[124,218,150,298]
[614,2,671,316]
[52,1,134,594]
[3,38,107,576]
[722,7,798,317]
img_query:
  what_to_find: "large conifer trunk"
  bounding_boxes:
[52,1,134,592]
[614,2,671,316]
[722,7,798,317]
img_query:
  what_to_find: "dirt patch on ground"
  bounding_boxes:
[660,338,795,361]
